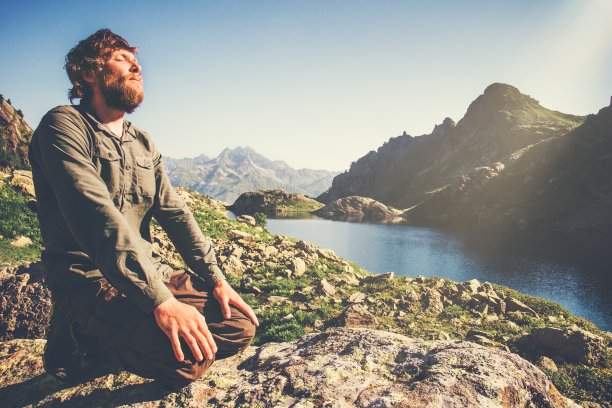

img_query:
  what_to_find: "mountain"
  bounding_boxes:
[317,84,584,210]
[0,95,32,171]
[165,146,339,204]
[405,103,612,237]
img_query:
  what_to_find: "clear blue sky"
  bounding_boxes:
[2,0,611,172]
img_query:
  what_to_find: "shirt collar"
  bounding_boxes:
[77,100,137,142]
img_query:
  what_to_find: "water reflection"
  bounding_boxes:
[262,216,611,331]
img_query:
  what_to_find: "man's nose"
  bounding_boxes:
[130,61,142,74]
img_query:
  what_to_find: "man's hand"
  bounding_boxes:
[153,297,217,363]
[212,280,260,327]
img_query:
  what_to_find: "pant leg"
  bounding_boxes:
[167,270,257,360]
[56,270,256,388]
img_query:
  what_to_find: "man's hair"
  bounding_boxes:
[65,29,137,103]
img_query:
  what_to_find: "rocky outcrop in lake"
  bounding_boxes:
[313,195,404,223]
[228,188,324,217]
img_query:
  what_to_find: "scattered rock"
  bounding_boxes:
[289,258,306,277]
[505,296,539,318]
[9,236,33,247]
[319,278,336,296]
[226,229,254,242]
[347,292,366,303]
[329,305,379,329]
[236,214,256,226]
[361,271,394,284]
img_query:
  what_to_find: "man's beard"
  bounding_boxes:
[98,72,144,114]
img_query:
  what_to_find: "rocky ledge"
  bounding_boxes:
[313,196,404,224]
[0,327,578,407]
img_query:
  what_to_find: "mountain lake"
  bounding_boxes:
[228,212,612,332]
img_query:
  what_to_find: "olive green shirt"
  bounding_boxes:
[28,103,226,313]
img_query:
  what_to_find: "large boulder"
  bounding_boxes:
[0,327,577,407]
[515,326,607,365]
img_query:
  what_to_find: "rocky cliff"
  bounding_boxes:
[404,105,612,236]
[317,84,583,212]
[166,146,338,204]
[0,95,32,171]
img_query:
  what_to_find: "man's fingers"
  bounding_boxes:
[221,299,232,320]
[182,331,204,363]
[200,321,218,356]
[170,330,184,362]
[192,327,214,362]
[232,297,260,327]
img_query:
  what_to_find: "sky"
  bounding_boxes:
[1,0,611,172]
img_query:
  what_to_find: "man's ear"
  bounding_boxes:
[82,69,97,85]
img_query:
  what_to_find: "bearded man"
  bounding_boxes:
[29,29,258,389]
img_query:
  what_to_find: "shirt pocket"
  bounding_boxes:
[93,144,121,197]
[135,155,156,198]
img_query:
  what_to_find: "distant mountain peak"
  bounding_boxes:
[482,83,521,97]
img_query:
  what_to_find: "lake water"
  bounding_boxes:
[259,216,611,332]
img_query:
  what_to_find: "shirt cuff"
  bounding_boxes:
[140,278,174,314]
[201,264,227,287]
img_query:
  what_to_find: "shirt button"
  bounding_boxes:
[126,164,132,170]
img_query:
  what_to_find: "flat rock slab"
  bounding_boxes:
[0,328,577,407]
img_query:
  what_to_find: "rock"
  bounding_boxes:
[289,258,307,277]
[538,356,559,373]
[361,271,394,284]
[262,245,278,257]
[0,328,578,407]
[226,229,254,242]
[329,305,379,329]
[296,240,318,255]
[10,170,36,197]
[222,255,247,275]
[319,278,336,296]
[528,326,607,365]
[347,292,366,303]
[267,295,289,304]
[236,214,256,226]
[0,262,51,341]
[9,236,33,247]
[505,296,539,318]
[313,196,404,224]
[420,288,444,316]
[462,278,482,293]
[415,275,426,283]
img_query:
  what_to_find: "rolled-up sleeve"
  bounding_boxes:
[150,143,227,287]
[31,109,173,313]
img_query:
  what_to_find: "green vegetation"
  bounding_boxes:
[191,204,276,244]
[253,212,267,227]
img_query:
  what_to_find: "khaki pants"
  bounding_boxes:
[53,270,256,387]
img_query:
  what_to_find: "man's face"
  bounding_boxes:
[96,49,144,113]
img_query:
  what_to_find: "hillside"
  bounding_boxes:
[317,84,584,211]
[166,146,338,204]
[0,173,609,405]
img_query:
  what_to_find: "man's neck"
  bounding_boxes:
[86,93,125,138]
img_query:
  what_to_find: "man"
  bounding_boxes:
[29,29,258,388]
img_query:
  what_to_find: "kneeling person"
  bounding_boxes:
[29,29,258,388]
